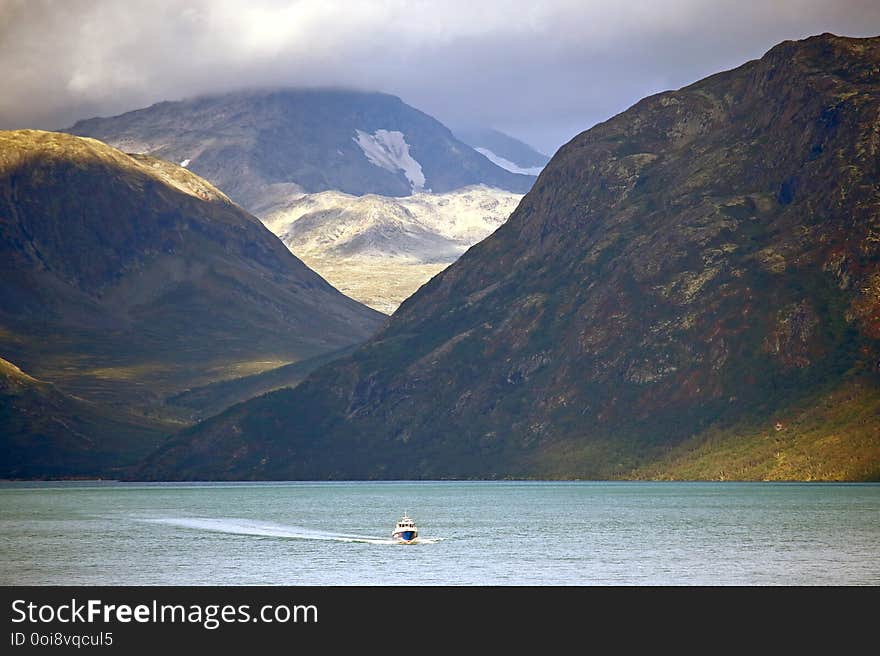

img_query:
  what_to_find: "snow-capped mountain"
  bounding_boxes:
[67,90,537,314]
[455,127,550,176]
[262,185,523,313]
[473,147,545,176]
[66,89,536,214]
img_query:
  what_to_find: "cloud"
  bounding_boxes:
[1,0,879,154]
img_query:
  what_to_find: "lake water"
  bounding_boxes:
[1,481,878,586]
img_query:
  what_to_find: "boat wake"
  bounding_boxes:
[139,517,443,545]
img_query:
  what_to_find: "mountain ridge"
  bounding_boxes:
[0,130,385,469]
[66,88,536,214]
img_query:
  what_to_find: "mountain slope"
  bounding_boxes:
[66,89,536,214]
[262,185,523,313]
[0,130,385,413]
[164,345,359,421]
[136,33,880,481]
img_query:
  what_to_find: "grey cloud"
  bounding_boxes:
[1,0,879,155]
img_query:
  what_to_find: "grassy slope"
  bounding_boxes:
[627,375,880,481]
[164,345,360,420]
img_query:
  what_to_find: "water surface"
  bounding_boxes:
[1,481,877,585]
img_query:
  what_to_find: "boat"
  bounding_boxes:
[392,512,418,544]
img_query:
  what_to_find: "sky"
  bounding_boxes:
[1,0,879,156]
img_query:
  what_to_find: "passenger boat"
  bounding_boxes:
[392,512,418,544]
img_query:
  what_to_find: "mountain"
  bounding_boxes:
[66,89,536,215]
[135,33,880,482]
[66,91,534,315]
[456,127,550,175]
[261,185,523,313]
[0,130,385,422]
[0,357,172,478]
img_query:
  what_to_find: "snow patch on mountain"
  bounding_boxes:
[354,129,426,191]
[475,147,544,176]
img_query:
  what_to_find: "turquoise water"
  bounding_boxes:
[1,481,878,585]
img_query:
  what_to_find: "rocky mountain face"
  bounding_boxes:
[135,34,880,482]
[0,130,384,430]
[262,185,524,313]
[66,89,536,214]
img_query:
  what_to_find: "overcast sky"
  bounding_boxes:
[1,0,879,155]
